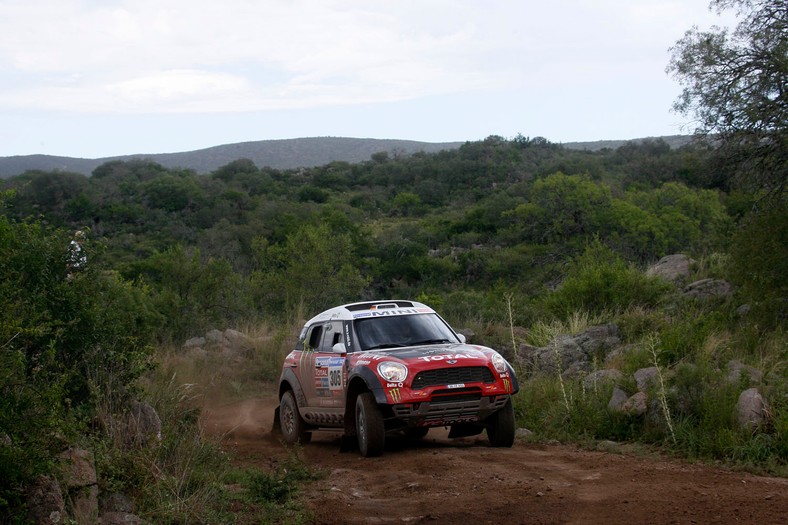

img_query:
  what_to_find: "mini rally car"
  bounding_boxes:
[275,300,519,456]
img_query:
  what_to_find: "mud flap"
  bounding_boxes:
[272,406,282,433]
[339,434,356,453]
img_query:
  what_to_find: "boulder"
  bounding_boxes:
[622,392,648,416]
[205,329,229,347]
[57,448,98,524]
[26,475,65,525]
[727,360,763,385]
[99,493,135,514]
[57,448,97,489]
[608,387,629,411]
[683,278,733,300]
[583,369,622,391]
[182,336,205,349]
[646,254,695,283]
[736,388,768,431]
[634,367,660,393]
[524,325,623,376]
[127,401,162,445]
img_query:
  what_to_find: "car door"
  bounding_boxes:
[297,323,323,408]
[313,321,347,407]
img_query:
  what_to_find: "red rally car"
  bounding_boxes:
[275,300,519,456]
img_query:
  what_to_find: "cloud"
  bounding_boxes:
[0,0,737,135]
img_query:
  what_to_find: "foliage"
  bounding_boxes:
[727,203,788,325]
[0,209,156,519]
[252,223,370,319]
[542,241,672,317]
[667,0,788,200]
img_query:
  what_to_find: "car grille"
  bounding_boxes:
[411,366,495,389]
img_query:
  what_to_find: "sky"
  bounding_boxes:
[0,0,737,158]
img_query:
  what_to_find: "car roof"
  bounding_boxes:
[304,300,436,325]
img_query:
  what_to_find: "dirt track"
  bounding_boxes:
[201,396,787,525]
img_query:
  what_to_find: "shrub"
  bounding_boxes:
[543,241,671,317]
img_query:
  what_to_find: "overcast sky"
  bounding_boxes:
[0,0,735,158]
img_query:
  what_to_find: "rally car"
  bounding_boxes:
[274,300,519,456]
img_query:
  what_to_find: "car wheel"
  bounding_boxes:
[356,392,385,457]
[280,390,312,445]
[486,398,515,447]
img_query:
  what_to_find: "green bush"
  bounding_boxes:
[543,241,671,317]
[0,214,156,519]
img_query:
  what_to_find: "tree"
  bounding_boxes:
[667,0,787,200]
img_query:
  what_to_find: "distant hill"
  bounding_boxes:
[0,137,463,179]
[0,135,695,179]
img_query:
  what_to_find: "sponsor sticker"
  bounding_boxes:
[389,388,402,402]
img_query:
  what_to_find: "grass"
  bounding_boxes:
[89,320,324,524]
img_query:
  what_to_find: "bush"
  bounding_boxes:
[543,241,671,317]
[0,215,156,519]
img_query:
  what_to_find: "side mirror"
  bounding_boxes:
[332,343,347,354]
[456,333,466,343]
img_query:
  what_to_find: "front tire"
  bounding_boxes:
[280,390,312,445]
[486,398,515,447]
[356,392,385,457]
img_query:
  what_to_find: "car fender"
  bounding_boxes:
[506,363,520,394]
[348,366,387,405]
[279,368,308,408]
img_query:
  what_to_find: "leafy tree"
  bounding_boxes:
[0,206,156,512]
[252,223,369,317]
[667,0,787,200]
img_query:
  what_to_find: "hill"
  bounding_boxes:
[0,137,464,178]
[0,135,695,178]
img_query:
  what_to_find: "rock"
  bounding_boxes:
[683,278,733,300]
[727,360,763,385]
[622,392,648,415]
[182,336,205,349]
[205,329,229,347]
[736,304,751,317]
[574,324,621,354]
[26,475,65,525]
[515,428,534,439]
[57,448,97,488]
[57,448,99,524]
[127,401,162,445]
[99,493,135,514]
[520,325,624,377]
[608,387,629,411]
[736,388,768,431]
[634,367,660,393]
[583,369,623,391]
[646,254,695,283]
[223,329,254,354]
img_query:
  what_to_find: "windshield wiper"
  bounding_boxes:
[364,343,408,350]
[409,338,453,346]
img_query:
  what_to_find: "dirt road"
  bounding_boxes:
[201,396,787,525]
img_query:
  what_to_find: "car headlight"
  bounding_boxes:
[491,352,508,374]
[377,361,408,382]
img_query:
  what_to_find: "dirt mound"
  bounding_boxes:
[201,396,787,524]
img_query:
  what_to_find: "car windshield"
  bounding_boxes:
[354,313,458,351]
